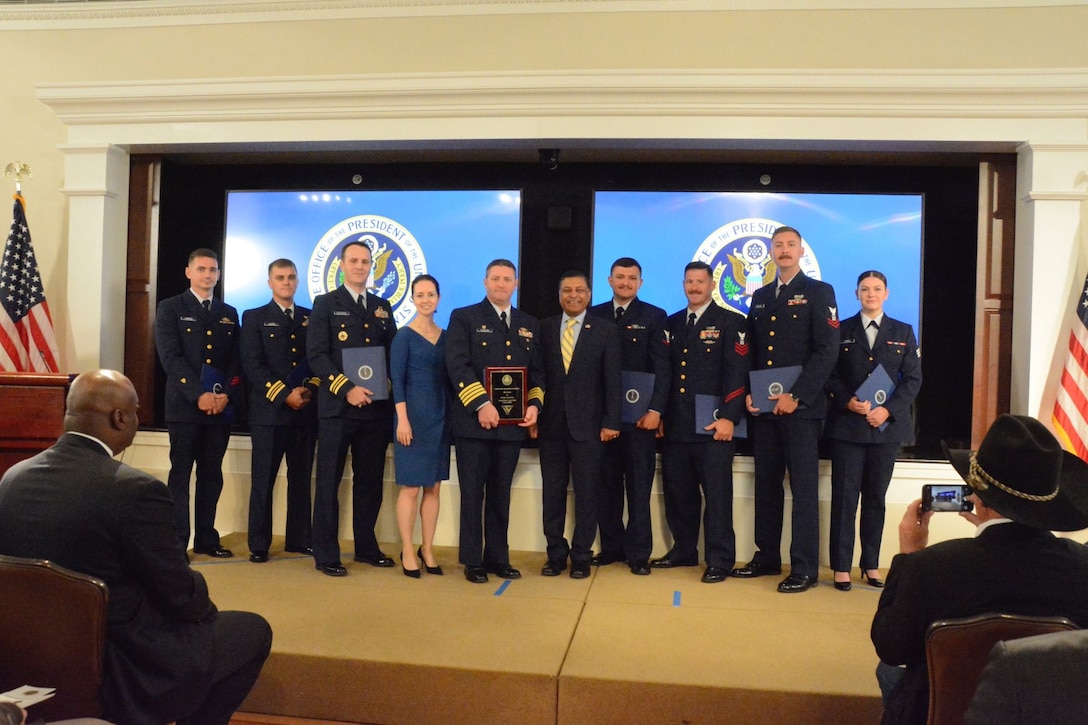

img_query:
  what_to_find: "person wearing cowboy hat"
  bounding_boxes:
[870,414,1088,725]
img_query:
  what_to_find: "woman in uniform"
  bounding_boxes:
[825,270,922,591]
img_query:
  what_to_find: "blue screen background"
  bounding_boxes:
[592,191,923,338]
[223,189,522,329]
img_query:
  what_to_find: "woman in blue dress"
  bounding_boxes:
[391,274,451,577]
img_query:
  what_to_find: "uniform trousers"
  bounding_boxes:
[453,437,520,568]
[660,439,736,569]
[539,435,602,565]
[174,611,273,725]
[597,429,656,563]
[248,423,315,555]
[750,415,822,578]
[167,422,232,550]
[312,417,391,566]
[829,439,899,572]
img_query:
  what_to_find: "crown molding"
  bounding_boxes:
[3,0,1086,28]
[36,69,1088,130]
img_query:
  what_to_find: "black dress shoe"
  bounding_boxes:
[317,562,347,577]
[249,552,269,563]
[464,565,489,584]
[649,553,699,568]
[285,546,314,556]
[484,563,521,579]
[834,581,852,591]
[541,559,566,577]
[418,547,443,575]
[629,561,651,576]
[590,551,625,566]
[865,576,885,588]
[777,574,818,593]
[570,562,591,579]
[701,567,727,584]
[353,553,395,568]
[730,560,782,578]
[193,547,234,558]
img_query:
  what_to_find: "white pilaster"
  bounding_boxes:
[1013,142,1088,417]
[60,143,130,371]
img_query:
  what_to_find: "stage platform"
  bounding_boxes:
[199,534,885,725]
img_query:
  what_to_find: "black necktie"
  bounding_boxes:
[687,312,696,330]
[357,294,366,310]
[499,310,509,333]
[868,320,879,330]
[285,307,293,321]
[866,320,879,347]
[201,299,211,313]
[615,306,625,323]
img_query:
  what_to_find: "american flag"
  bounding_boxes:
[1053,271,1088,462]
[0,195,60,372]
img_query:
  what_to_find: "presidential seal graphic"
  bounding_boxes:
[308,215,426,327]
[691,217,823,316]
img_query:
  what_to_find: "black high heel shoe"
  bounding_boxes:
[418,547,444,576]
[400,552,421,579]
[862,570,884,588]
[833,571,852,591]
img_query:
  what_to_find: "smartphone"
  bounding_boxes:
[921,484,974,513]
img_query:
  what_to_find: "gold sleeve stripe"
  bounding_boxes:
[458,382,487,406]
[265,380,286,402]
[329,374,351,395]
[528,387,544,404]
[307,376,320,387]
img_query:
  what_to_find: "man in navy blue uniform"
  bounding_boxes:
[240,259,318,563]
[589,257,669,575]
[733,226,839,593]
[154,248,241,557]
[651,261,750,583]
[536,271,622,579]
[307,240,397,577]
[446,259,544,584]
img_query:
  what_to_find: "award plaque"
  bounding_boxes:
[485,366,528,425]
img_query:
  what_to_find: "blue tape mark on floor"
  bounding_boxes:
[494,580,511,596]
[673,590,681,607]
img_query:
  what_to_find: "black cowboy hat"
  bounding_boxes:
[942,415,1088,531]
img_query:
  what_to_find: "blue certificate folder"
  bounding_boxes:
[854,363,896,432]
[342,346,389,400]
[621,370,655,424]
[200,364,234,422]
[695,394,747,438]
[285,359,313,389]
[748,365,803,415]
[200,363,228,394]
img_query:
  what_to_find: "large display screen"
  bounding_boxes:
[222,189,522,328]
[592,191,923,336]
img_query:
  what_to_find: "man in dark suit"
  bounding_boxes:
[589,257,669,575]
[965,629,1088,725]
[446,259,544,583]
[536,271,622,579]
[0,370,271,725]
[733,226,839,593]
[154,247,241,557]
[307,240,398,577]
[240,259,318,563]
[651,261,750,583]
[871,415,1088,725]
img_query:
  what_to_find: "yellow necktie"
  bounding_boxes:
[562,318,576,372]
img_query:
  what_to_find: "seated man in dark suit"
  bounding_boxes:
[0,370,272,725]
[965,628,1088,725]
[871,414,1088,725]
